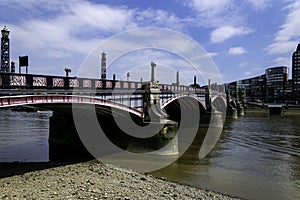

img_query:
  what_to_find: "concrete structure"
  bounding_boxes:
[265,66,288,103]
[1,26,10,72]
[292,44,300,101]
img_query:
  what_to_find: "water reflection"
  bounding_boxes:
[152,115,300,200]
[0,109,51,162]
[1,109,300,199]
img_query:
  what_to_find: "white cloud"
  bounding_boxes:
[228,47,247,55]
[272,56,291,66]
[183,0,241,28]
[134,9,187,30]
[244,71,252,76]
[266,41,296,54]
[245,0,270,10]
[210,26,252,43]
[183,0,269,29]
[182,0,270,44]
[185,0,232,13]
[266,1,300,54]
[239,62,248,67]
[0,0,194,76]
[2,1,136,56]
[208,52,219,57]
[46,50,72,59]
[75,27,223,84]
[243,67,264,77]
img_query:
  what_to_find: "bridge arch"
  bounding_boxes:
[229,98,237,108]
[161,94,207,123]
[211,96,227,112]
[0,95,143,118]
[161,94,206,110]
[0,94,149,161]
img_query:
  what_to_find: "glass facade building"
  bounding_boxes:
[228,66,288,103]
[292,44,300,101]
[227,75,266,102]
[265,66,288,103]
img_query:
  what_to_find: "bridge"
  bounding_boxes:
[0,62,238,161]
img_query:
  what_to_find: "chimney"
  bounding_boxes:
[101,51,106,80]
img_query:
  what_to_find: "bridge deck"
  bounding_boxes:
[0,95,144,118]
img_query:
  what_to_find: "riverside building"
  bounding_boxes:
[292,44,300,101]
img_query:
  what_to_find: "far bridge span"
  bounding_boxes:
[0,70,229,161]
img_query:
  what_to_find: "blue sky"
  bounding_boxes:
[0,0,300,85]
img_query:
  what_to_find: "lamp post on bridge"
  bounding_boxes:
[65,67,71,77]
[127,72,130,81]
[143,61,166,122]
[151,61,156,85]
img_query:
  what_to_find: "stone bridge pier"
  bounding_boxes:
[133,61,179,155]
[48,62,179,160]
[48,111,92,161]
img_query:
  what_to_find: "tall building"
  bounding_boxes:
[227,74,266,102]
[265,66,288,103]
[228,66,288,103]
[1,26,10,72]
[247,75,266,101]
[292,44,300,101]
[101,51,106,80]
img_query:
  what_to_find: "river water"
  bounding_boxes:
[0,109,50,162]
[0,108,300,199]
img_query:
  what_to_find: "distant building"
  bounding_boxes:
[227,74,266,102]
[226,43,300,103]
[247,75,266,102]
[227,66,289,103]
[285,79,293,100]
[265,66,288,103]
[292,44,300,101]
[1,26,10,72]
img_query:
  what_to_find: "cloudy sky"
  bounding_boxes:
[0,0,300,84]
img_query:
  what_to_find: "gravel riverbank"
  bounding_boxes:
[0,161,241,199]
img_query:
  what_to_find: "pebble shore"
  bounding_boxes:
[0,161,241,199]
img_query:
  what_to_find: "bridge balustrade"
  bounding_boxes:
[0,72,215,111]
[0,72,209,94]
[0,72,144,90]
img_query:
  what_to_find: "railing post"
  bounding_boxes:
[205,86,211,111]
[64,77,70,89]
[2,73,9,88]
[26,74,33,89]
[47,76,53,89]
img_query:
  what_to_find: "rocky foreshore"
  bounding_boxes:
[0,161,241,199]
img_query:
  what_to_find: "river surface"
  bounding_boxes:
[0,108,300,199]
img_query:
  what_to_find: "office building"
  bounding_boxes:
[265,66,288,102]
[292,44,300,101]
